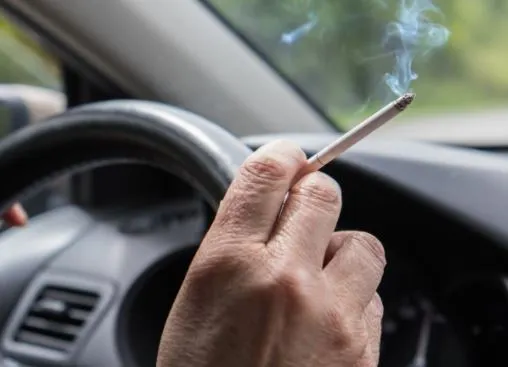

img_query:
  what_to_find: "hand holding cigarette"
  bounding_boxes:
[159,140,386,367]
[159,98,416,365]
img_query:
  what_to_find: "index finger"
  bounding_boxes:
[208,140,306,245]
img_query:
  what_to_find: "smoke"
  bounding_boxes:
[280,12,318,45]
[276,0,449,106]
[383,0,450,96]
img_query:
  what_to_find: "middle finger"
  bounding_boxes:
[268,172,342,266]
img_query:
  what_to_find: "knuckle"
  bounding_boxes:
[214,190,258,228]
[370,293,384,318]
[190,246,255,282]
[241,156,288,185]
[185,246,265,301]
[325,307,369,358]
[292,172,341,207]
[351,232,386,269]
[268,265,311,305]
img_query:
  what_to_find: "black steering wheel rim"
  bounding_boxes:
[0,100,252,213]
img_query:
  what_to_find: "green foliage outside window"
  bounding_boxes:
[208,0,508,128]
[0,13,60,90]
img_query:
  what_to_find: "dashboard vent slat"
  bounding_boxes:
[13,286,100,354]
[16,331,72,352]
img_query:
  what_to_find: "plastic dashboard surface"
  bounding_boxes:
[0,134,507,366]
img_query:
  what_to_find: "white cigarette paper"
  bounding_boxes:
[305,92,415,172]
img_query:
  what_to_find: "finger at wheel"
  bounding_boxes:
[1,203,27,227]
[325,232,386,310]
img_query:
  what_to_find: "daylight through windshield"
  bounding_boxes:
[204,0,508,142]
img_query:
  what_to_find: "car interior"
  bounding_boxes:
[0,1,507,367]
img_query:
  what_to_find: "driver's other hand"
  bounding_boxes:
[2,203,28,227]
[157,140,386,367]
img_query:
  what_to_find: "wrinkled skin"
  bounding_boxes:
[157,140,387,367]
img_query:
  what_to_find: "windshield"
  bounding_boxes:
[203,0,508,143]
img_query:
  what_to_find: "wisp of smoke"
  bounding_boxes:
[383,0,450,96]
[280,12,318,45]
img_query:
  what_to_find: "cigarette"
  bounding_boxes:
[305,92,415,172]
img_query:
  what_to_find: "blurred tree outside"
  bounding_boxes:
[207,0,508,129]
[0,12,60,90]
[0,12,61,136]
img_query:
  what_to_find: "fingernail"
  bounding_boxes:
[255,140,304,160]
[12,203,28,226]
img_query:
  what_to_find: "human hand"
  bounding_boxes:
[2,203,28,227]
[157,140,386,367]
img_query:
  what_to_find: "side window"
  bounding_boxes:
[0,12,68,220]
[0,12,64,135]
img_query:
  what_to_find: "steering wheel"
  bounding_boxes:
[0,100,256,366]
[0,100,252,214]
[0,101,500,367]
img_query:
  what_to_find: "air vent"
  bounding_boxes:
[12,286,100,354]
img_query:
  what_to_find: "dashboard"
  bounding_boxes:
[0,135,507,367]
